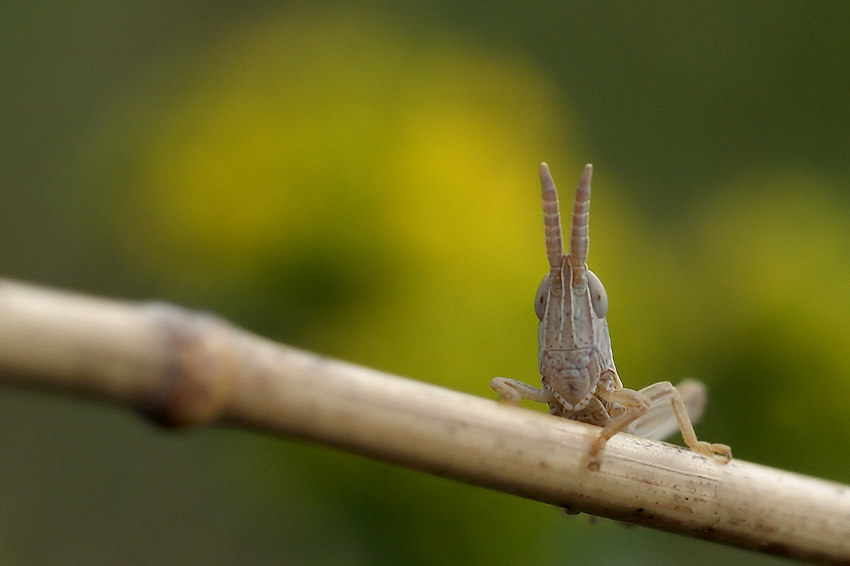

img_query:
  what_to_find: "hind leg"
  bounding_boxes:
[630,378,706,441]
[634,381,731,463]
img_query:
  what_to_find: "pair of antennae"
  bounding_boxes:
[539,162,593,286]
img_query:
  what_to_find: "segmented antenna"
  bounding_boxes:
[569,164,593,287]
[539,162,563,270]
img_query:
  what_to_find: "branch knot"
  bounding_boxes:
[144,302,237,427]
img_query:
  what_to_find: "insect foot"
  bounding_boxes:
[689,440,733,463]
[491,163,732,471]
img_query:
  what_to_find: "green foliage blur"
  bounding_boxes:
[2,2,849,564]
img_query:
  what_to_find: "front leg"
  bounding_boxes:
[588,386,651,469]
[490,377,555,406]
[591,382,731,470]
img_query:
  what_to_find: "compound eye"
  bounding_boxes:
[534,274,550,320]
[587,270,608,319]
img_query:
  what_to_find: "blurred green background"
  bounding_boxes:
[1,2,849,564]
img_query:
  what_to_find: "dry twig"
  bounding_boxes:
[0,278,848,564]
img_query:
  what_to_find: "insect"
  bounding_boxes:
[491,163,731,470]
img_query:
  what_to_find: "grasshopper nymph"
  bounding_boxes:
[491,163,731,470]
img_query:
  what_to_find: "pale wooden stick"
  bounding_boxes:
[0,279,848,564]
